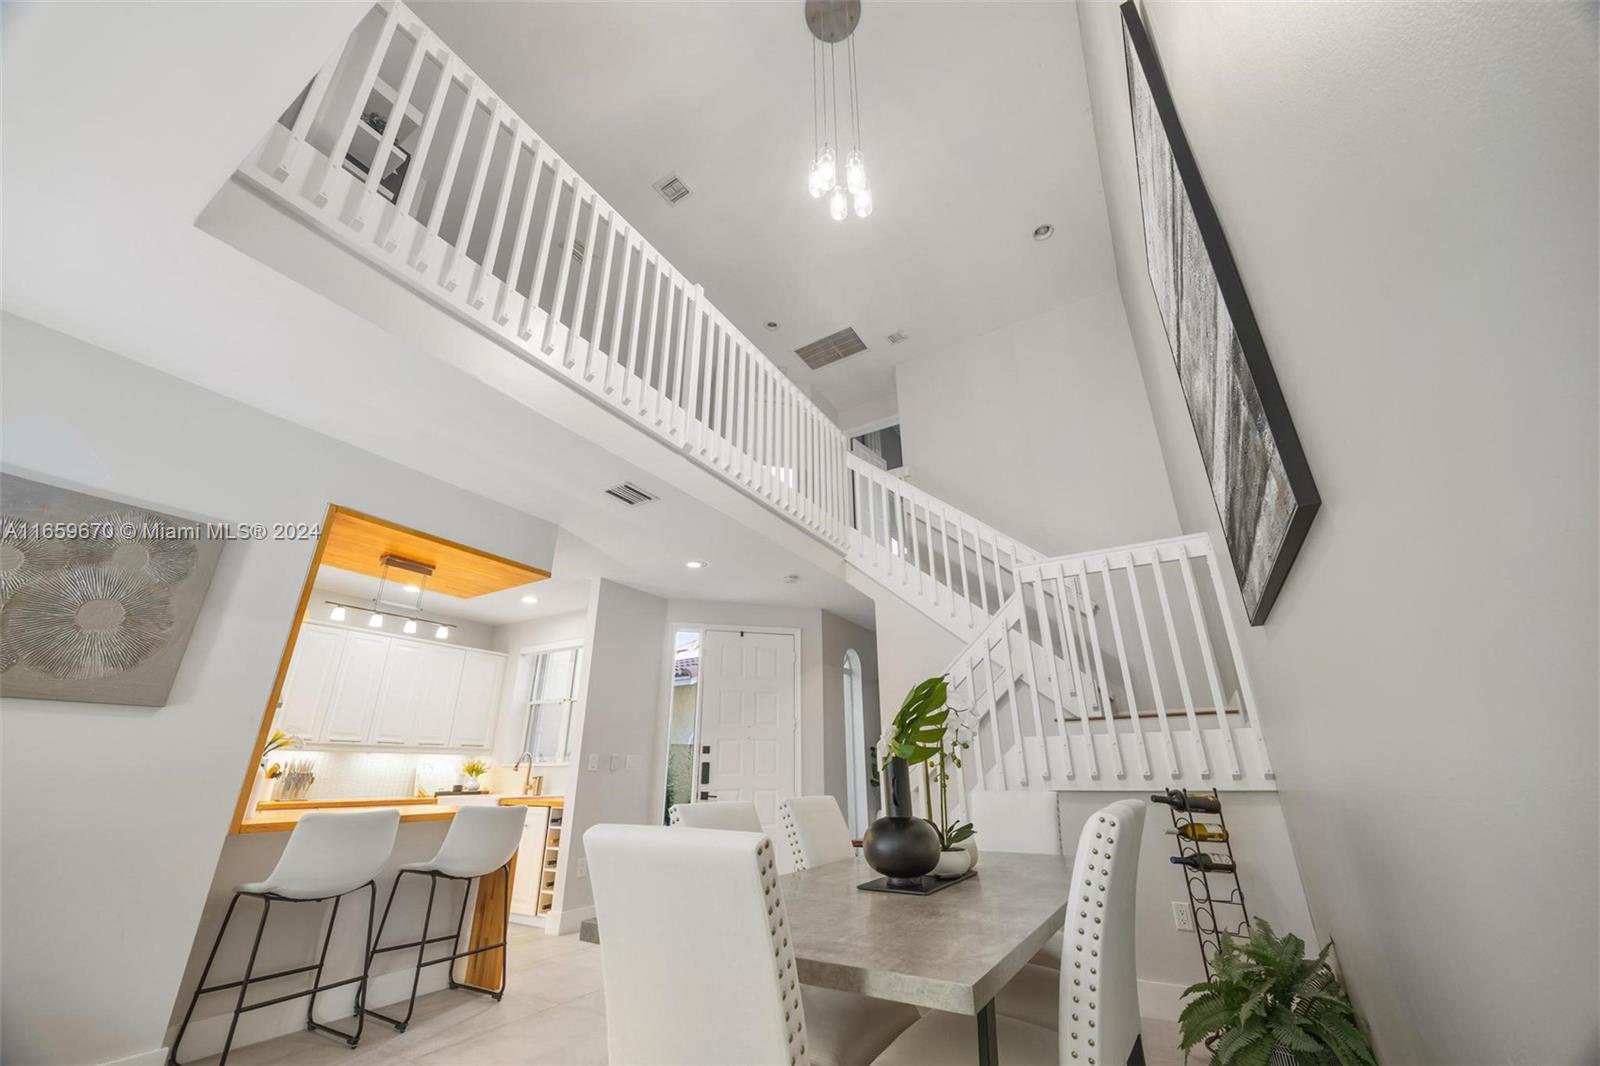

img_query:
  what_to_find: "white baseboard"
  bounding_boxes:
[99,1048,168,1066]
[549,905,594,936]
[1137,978,1189,1021]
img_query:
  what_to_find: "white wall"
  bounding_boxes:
[894,291,1180,555]
[0,314,559,1066]
[1076,4,1598,1061]
[855,576,964,729]
[553,579,668,931]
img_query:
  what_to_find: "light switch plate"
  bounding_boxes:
[624,754,642,772]
[608,752,621,771]
[587,754,599,772]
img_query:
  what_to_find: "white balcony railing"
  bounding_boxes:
[245,1,852,548]
[238,2,1277,797]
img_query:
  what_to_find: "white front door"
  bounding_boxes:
[696,630,798,835]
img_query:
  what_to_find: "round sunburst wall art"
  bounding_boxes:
[0,531,71,598]
[89,510,199,585]
[4,565,176,680]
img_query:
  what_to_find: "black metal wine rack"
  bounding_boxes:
[1159,789,1250,979]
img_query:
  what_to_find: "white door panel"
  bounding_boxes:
[695,630,797,839]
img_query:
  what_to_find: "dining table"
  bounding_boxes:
[779,851,1070,1066]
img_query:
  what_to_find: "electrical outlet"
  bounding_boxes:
[608,752,621,771]
[587,753,599,771]
[576,858,588,879]
[1172,901,1194,932]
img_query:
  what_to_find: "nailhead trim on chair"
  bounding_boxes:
[755,837,808,1064]
[1064,810,1131,1066]
[778,803,805,870]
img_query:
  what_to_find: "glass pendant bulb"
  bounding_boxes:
[809,147,835,199]
[829,186,849,222]
[845,149,866,195]
[367,612,385,628]
[852,184,873,218]
[435,625,450,640]
[403,619,418,635]
[328,605,346,621]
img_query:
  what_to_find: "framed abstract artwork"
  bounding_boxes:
[1121,1,1319,624]
[0,474,223,706]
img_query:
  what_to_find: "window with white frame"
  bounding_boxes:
[519,643,583,764]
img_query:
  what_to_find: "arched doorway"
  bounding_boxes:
[842,649,869,836]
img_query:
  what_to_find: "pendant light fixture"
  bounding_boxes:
[324,554,456,640]
[806,0,871,221]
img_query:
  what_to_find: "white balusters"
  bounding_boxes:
[303,3,399,209]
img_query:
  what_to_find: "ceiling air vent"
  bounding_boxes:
[886,330,910,345]
[604,481,658,506]
[653,173,692,206]
[795,326,868,370]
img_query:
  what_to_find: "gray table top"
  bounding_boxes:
[780,851,1070,1015]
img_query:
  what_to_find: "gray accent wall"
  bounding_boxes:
[1077,3,1598,1061]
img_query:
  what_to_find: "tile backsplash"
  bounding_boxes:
[280,750,485,800]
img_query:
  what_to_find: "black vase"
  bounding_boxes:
[862,757,940,888]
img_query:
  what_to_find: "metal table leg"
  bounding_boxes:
[976,999,1000,1066]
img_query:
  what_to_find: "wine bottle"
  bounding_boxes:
[1167,823,1229,843]
[1148,789,1222,814]
[1170,853,1236,874]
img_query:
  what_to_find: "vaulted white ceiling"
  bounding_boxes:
[412,0,1115,424]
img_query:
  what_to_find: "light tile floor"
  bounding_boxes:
[193,923,1197,1065]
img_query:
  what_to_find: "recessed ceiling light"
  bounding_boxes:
[765,321,780,331]
[1033,223,1054,241]
[520,594,539,604]
[685,559,708,570]
[782,574,800,584]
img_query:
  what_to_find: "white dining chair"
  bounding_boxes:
[778,796,856,871]
[365,804,528,1031]
[169,809,401,1065]
[969,789,1066,968]
[872,799,1147,1066]
[669,799,763,832]
[586,823,917,1066]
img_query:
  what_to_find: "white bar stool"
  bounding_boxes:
[364,804,528,1031]
[168,809,401,1066]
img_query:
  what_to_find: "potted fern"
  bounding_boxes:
[1179,920,1376,1066]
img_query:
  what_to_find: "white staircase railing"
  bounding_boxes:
[236,3,1278,802]
[846,455,1041,641]
[908,532,1276,821]
[244,1,852,549]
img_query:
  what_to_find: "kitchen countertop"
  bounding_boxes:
[238,794,563,834]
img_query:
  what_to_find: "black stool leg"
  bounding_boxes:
[218,897,272,1066]
[167,892,242,1066]
[445,876,473,993]
[362,871,408,1031]
[350,880,376,1045]
[396,873,439,1031]
[303,894,343,1034]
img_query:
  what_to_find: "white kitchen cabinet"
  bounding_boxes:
[448,649,505,749]
[510,806,550,918]
[320,631,391,743]
[276,623,345,739]
[375,642,465,746]
[274,621,507,750]
[411,644,468,746]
